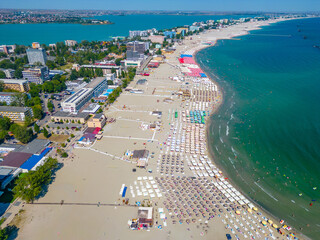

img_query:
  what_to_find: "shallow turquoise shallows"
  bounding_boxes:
[0,14,251,45]
[197,18,320,239]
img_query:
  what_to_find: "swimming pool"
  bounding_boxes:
[102,89,114,97]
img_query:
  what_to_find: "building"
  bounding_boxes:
[163,31,176,38]
[0,92,17,105]
[80,64,121,77]
[0,45,16,55]
[0,166,21,189]
[0,79,29,92]
[26,48,47,65]
[32,42,41,49]
[148,35,165,44]
[61,77,108,113]
[0,106,33,122]
[176,27,189,36]
[129,30,148,38]
[189,26,200,32]
[87,113,106,128]
[126,41,149,54]
[22,66,50,84]
[51,111,90,123]
[49,70,64,79]
[1,69,14,79]
[138,207,153,227]
[65,40,78,46]
[85,77,108,97]
[121,59,143,68]
[61,88,93,113]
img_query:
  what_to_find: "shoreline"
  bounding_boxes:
[192,18,309,239]
[8,17,311,240]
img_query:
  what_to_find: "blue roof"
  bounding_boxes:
[180,54,192,58]
[200,73,207,78]
[20,148,52,171]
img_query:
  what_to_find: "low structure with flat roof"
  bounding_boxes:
[51,111,90,123]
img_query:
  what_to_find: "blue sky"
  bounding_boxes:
[0,0,319,12]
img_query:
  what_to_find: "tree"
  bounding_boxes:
[115,58,122,66]
[0,71,6,79]
[47,101,54,112]
[11,93,26,107]
[95,68,103,77]
[24,116,33,127]
[34,123,40,133]
[32,106,43,120]
[12,158,58,203]
[43,127,49,138]
[0,227,8,240]
[14,68,23,78]
[0,117,12,131]
[46,60,56,70]
[10,124,33,144]
[0,81,4,92]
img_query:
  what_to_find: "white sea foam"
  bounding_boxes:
[226,125,229,136]
[254,182,278,202]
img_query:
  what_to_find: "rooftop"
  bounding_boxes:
[0,166,16,180]
[132,150,149,159]
[20,139,51,155]
[0,106,31,113]
[0,79,28,84]
[64,88,92,104]
[53,111,90,119]
[0,92,17,96]
[93,113,104,119]
[0,152,33,168]
[84,77,106,89]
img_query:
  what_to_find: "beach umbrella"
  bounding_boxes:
[272,224,278,229]
[268,219,273,224]
[261,221,267,226]
[236,210,241,215]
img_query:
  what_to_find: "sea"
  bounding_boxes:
[196,17,320,239]
[0,14,252,45]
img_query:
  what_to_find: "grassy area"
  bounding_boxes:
[57,63,73,71]
[37,133,69,142]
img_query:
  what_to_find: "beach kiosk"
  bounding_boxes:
[138,207,153,228]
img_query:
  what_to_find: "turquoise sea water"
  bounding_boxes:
[0,14,252,45]
[196,18,320,239]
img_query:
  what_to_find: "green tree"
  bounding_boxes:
[0,81,4,92]
[46,60,56,70]
[14,68,23,78]
[12,158,58,203]
[115,58,122,66]
[0,116,12,131]
[43,127,49,138]
[0,71,6,79]
[34,123,40,133]
[47,101,54,112]
[0,227,8,240]
[10,124,33,144]
[11,93,26,107]
[95,68,103,77]
[32,106,43,120]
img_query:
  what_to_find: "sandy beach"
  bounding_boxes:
[11,18,305,240]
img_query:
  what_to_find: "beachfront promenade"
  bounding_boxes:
[11,19,302,240]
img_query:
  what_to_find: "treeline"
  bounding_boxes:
[13,157,59,203]
[107,67,136,103]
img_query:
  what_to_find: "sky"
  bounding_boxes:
[0,0,319,12]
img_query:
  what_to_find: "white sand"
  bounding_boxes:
[14,18,304,240]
